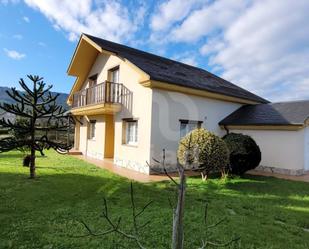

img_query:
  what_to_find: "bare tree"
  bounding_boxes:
[75,145,239,248]
[74,182,152,249]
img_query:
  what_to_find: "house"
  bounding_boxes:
[67,33,309,176]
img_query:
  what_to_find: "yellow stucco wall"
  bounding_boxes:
[78,115,106,160]
[78,53,152,173]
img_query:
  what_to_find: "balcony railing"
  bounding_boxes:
[72,81,131,108]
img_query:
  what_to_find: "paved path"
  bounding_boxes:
[248,170,309,182]
[74,155,170,183]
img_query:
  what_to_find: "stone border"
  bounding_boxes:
[255,165,305,176]
[114,157,149,174]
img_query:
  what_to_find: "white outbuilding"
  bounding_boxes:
[219,101,309,175]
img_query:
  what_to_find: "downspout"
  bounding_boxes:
[223,125,229,135]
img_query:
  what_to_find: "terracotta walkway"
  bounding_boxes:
[72,155,309,183]
[73,155,170,183]
[247,170,309,182]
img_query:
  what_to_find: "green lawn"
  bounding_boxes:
[0,150,308,249]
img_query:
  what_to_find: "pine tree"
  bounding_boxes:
[0,75,72,179]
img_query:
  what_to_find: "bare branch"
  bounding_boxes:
[199,236,240,248]
[76,185,152,249]
[72,220,116,238]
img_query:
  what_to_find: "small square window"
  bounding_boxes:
[180,120,202,138]
[88,120,96,140]
[123,119,138,145]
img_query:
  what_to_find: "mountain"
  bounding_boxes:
[0,86,69,109]
[0,86,69,122]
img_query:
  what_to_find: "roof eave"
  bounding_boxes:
[219,123,304,131]
[141,79,263,105]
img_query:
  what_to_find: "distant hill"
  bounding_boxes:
[0,86,69,109]
[0,86,69,122]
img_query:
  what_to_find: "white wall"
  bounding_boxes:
[231,129,305,174]
[78,53,153,173]
[150,89,242,169]
[304,127,309,171]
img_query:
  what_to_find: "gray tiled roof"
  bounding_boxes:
[85,34,268,104]
[219,100,309,126]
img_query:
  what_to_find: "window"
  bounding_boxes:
[180,119,202,138]
[88,74,98,87]
[108,66,119,83]
[123,119,138,145]
[88,120,96,140]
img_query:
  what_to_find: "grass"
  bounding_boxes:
[0,150,308,249]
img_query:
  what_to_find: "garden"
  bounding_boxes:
[0,150,309,248]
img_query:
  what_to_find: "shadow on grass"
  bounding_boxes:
[0,167,309,249]
[0,153,24,159]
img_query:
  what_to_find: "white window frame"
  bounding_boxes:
[108,66,119,83]
[180,119,202,138]
[88,74,98,87]
[124,119,138,146]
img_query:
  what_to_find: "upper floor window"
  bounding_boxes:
[88,74,98,88]
[179,119,202,138]
[88,120,96,140]
[108,66,119,83]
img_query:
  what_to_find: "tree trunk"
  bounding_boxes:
[201,171,208,181]
[29,148,36,179]
[172,168,186,249]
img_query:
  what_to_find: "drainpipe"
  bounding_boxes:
[223,125,229,135]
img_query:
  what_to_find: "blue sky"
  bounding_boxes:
[1,0,309,101]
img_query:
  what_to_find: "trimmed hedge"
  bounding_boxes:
[223,132,261,175]
[177,128,229,174]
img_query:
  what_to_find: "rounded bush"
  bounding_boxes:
[177,128,229,174]
[223,133,261,175]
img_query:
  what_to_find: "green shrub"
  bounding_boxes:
[223,132,261,175]
[177,128,229,178]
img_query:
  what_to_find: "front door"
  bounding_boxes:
[104,115,115,158]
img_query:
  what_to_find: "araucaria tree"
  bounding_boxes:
[0,75,72,179]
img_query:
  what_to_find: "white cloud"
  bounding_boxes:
[172,51,198,66]
[200,37,225,56]
[180,57,197,66]
[4,48,26,60]
[23,0,145,42]
[23,16,30,22]
[150,0,203,31]
[156,0,309,101]
[170,0,250,42]
[209,0,309,101]
[12,34,23,40]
